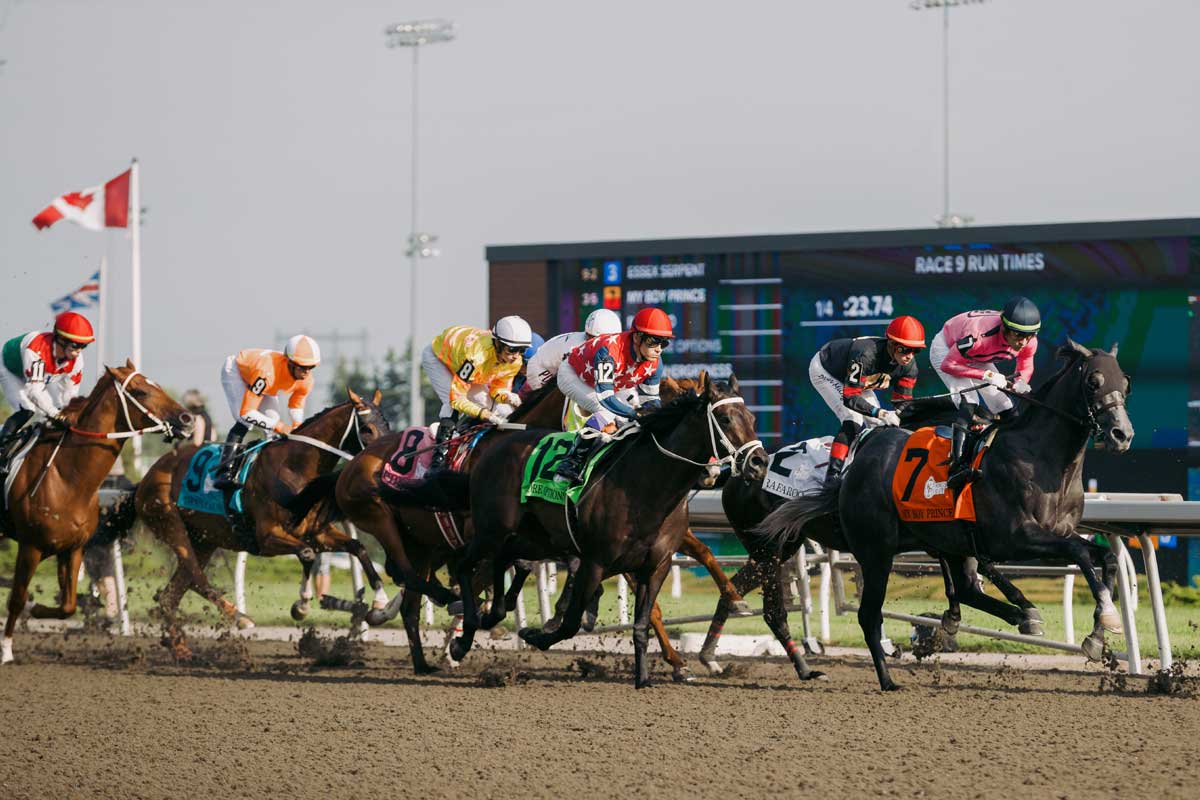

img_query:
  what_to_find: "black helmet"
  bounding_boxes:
[1001,296,1041,334]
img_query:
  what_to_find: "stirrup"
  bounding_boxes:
[947,467,981,492]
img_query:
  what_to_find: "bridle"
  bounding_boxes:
[649,396,764,477]
[69,370,179,440]
[999,360,1128,442]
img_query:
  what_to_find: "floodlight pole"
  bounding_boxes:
[385,19,454,426]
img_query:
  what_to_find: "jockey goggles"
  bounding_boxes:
[641,335,671,349]
[55,336,88,352]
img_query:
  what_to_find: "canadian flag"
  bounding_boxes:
[32,169,131,231]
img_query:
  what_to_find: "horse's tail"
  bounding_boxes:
[284,471,345,525]
[746,481,841,556]
[91,488,139,547]
[383,469,471,512]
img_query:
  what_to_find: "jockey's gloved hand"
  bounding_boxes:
[1011,378,1031,394]
[481,409,507,425]
[496,391,522,409]
[982,370,1008,388]
[47,413,68,429]
[876,408,901,427]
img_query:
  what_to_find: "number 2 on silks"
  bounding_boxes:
[536,439,574,482]
[899,447,930,502]
[769,444,803,478]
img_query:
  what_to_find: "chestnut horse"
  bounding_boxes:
[0,361,192,664]
[124,389,391,655]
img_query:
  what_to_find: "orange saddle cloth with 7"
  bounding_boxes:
[890,427,979,523]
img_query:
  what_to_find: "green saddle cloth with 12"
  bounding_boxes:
[521,432,615,506]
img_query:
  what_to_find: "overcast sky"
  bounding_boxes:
[2,0,1197,424]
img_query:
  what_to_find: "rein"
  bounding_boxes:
[283,407,365,461]
[647,396,764,477]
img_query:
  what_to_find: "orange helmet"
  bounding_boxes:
[631,307,674,338]
[885,316,926,349]
[54,311,95,344]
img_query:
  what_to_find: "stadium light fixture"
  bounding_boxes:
[910,0,987,228]
[384,18,455,426]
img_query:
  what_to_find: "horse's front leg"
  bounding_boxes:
[975,558,1043,635]
[631,561,672,689]
[29,546,84,622]
[680,529,749,614]
[3,543,44,664]
[291,551,317,621]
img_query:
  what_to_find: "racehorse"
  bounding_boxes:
[319,379,748,676]
[126,389,390,657]
[448,373,772,688]
[0,361,192,664]
[753,341,1134,690]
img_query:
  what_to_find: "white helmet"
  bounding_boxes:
[492,315,532,349]
[584,308,622,338]
[284,334,321,367]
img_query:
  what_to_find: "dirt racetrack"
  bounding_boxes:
[0,630,1197,799]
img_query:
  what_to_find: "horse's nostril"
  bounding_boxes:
[178,412,194,425]
[1111,428,1127,442]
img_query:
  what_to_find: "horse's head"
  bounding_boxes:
[691,372,768,482]
[1061,339,1134,452]
[107,360,194,441]
[347,388,391,450]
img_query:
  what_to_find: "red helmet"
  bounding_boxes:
[53,311,95,344]
[631,307,674,338]
[885,315,925,349]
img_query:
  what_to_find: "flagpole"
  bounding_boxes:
[97,255,108,386]
[130,158,142,472]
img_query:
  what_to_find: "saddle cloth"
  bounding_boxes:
[379,425,477,550]
[890,427,981,523]
[760,436,834,500]
[521,432,614,506]
[177,443,261,517]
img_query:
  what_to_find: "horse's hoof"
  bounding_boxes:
[290,600,309,621]
[730,600,752,617]
[448,638,470,663]
[699,650,723,675]
[672,668,695,683]
[364,609,389,627]
[581,612,598,633]
[940,610,960,636]
[414,663,441,676]
[235,614,256,631]
[1100,611,1123,635]
[881,682,901,692]
[801,670,828,682]
[542,616,562,635]
[1018,619,1045,636]
[447,600,464,616]
[1081,633,1105,661]
[635,679,654,690]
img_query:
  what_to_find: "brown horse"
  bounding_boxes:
[325,380,747,676]
[126,389,390,656]
[0,361,192,664]
[448,373,772,687]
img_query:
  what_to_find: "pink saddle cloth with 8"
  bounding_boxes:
[380,426,436,490]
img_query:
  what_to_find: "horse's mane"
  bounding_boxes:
[509,380,558,423]
[631,390,709,435]
[292,400,351,433]
[1027,343,1088,404]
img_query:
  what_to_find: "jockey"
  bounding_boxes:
[0,312,93,474]
[553,307,672,483]
[522,308,623,396]
[808,315,925,482]
[421,316,531,469]
[213,334,321,489]
[930,296,1040,489]
[511,331,546,396]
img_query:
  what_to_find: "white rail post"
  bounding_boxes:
[536,562,553,624]
[617,575,629,626]
[111,541,131,636]
[1108,535,1142,675]
[814,542,832,643]
[345,522,364,596]
[235,551,248,615]
[670,564,682,599]
[1061,572,1076,645]
[423,596,435,626]
[547,561,558,594]
[1138,534,1173,671]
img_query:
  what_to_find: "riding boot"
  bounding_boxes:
[824,455,845,484]
[554,433,597,485]
[0,409,34,477]
[945,422,981,492]
[824,419,858,484]
[212,423,248,491]
[429,416,455,470]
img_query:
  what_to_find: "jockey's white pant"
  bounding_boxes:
[929,332,1013,414]
[808,352,880,427]
[0,367,69,418]
[221,355,281,429]
[420,344,514,420]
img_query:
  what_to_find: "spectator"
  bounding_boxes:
[181,388,219,447]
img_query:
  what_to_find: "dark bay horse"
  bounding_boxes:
[754,341,1134,690]
[0,362,192,664]
[126,389,390,656]
[449,373,773,688]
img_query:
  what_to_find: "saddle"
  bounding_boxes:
[1,424,43,516]
[380,424,485,491]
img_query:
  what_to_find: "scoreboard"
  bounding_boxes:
[490,219,1200,451]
